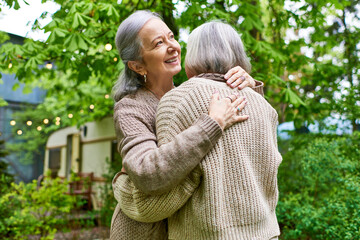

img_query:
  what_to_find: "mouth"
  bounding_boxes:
[165,55,179,64]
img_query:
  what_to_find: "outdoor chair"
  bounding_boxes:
[67,172,94,210]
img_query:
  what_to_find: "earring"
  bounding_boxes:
[143,74,147,83]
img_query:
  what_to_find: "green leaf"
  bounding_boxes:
[12,83,20,91]
[283,88,306,107]
[48,28,68,43]
[22,84,32,94]
[72,13,88,29]
[0,98,8,107]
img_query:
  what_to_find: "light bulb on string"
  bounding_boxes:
[45,62,53,70]
[105,43,112,51]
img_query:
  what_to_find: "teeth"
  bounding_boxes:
[165,58,177,63]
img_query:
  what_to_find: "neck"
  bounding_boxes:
[145,77,174,99]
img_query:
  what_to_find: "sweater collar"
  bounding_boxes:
[195,73,226,82]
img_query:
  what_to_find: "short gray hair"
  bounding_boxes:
[112,10,162,101]
[185,21,251,76]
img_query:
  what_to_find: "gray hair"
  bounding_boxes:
[185,21,251,76]
[112,10,162,101]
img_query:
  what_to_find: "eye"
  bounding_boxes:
[156,40,163,46]
[169,34,174,40]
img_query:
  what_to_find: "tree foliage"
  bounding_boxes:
[0,0,358,134]
[277,132,360,239]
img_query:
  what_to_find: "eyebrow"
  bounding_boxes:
[151,31,173,45]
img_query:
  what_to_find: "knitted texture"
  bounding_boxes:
[110,204,167,240]
[111,88,223,240]
[113,88,223,195]
[116,77,281,240]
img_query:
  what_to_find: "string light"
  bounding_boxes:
[113,57,118,62]
[45,62,53,70]
[8,63,13,69]
[105,94,109,99]
[105,43,112,51]
[80,109,84,114]
[17,130,22,135]
[89,104,95,110]
[55,121,60,126]
[37,126,42,131]
[10,120,16,126]
[55,117,61,121]
[43,119,49,124]
[68,113,73,118]
[26,121,32,126]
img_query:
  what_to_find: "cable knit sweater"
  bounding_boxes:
[114,75,282,240]
[110,87,223,240]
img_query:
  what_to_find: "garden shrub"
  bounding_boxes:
[277,132,360,239]
[0,140,14,197]
[98,156,122,227]
[0,175,78,240]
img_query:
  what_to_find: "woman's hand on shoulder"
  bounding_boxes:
[208,91,249,130]
[224,66,255,90]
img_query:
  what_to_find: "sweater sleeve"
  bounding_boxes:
[115,91,206,222]
[113,97,222,195]
[252,80,264,97]
[115,166,202,223]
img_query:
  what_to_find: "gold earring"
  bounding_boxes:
[143,74,147,83]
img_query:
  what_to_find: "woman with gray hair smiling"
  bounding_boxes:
[114,21,282,240]
[110,10,265,240]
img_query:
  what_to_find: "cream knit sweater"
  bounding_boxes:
[115,75,282,240]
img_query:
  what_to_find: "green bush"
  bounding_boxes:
[0,176,78,240]
[0,140,14,197]
[277,132,360,239]
[98,156,122,227]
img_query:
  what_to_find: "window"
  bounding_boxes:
[49,148,61,170]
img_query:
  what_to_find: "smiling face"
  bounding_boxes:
[134,18,181,85]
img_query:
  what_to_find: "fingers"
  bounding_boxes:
[224,66,241,80]
[238,77,255,90]
[211,90,220,101]
[226,71,246,87]
[234,115,249,122]
[232,96,246,109]
[235,97,247,112]
[230,76,246,88]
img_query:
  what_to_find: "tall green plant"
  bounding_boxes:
[0,140,14,196]
[0,176,77,239]
[277,132,360,239]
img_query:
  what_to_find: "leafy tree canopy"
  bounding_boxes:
[0,0,359,163]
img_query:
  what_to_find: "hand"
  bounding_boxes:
[208,91,249,130]
[224,66,255,90]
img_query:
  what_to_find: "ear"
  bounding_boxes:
[128,61,146,76]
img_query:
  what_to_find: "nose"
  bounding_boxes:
[167,40,180,54]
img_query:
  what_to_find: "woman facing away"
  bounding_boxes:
[113,21,282,240]
[110,11,264,240]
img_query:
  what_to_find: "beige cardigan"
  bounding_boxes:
[114,75,281,239]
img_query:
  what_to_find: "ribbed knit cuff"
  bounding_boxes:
[252,80,264,96]
[194,114,223,147]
